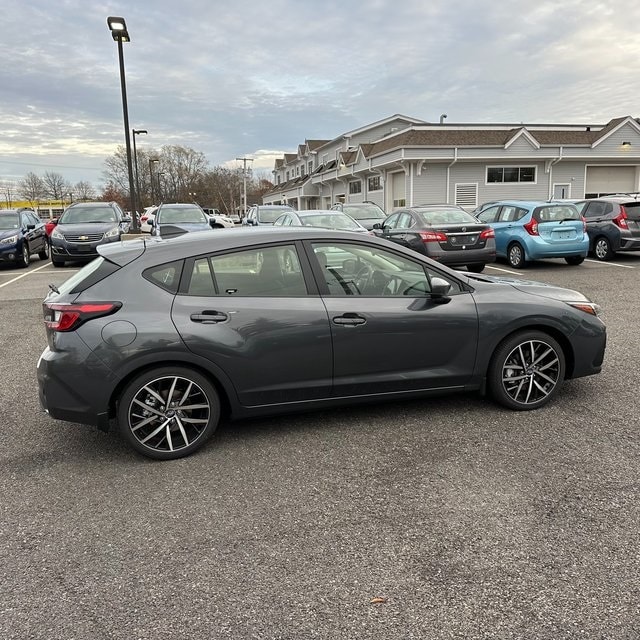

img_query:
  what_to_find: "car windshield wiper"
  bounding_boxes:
[48,283,60,294]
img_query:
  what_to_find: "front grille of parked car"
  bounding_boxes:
[63,232,104,243]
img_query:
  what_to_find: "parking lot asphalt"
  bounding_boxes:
[0,255,639,639]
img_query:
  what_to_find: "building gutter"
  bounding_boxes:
[547,146,563,199]
[445,148,458,204]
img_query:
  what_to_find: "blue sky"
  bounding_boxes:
[1,0,638,189]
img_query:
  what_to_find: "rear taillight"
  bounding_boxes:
[582,216,587,233]
[613,206,629,229]
[140,216,148,223]
[419,231,448,242]
[44,302,122,332]
[479,228,495,239]
[523,219,538,236]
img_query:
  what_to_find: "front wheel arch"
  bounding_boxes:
[487,329,567,410]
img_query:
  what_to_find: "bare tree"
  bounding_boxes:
[73,180,96,201]
[42,171,71,201]
[19,172,45,205]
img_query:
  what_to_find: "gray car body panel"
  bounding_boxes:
[38,227,606,429]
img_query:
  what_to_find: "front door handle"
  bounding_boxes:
[190,311,229,323]
[332,313,366,326]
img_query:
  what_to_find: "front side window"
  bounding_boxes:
[311,242,461,297]
[187,245,307,297]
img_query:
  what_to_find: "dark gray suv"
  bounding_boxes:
[49,202,130,267]
[38,228,606,460]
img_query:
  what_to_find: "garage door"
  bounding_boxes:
[586,166,636,197]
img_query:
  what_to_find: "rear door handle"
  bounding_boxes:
[332,313,366,326]
[190,311,229,323]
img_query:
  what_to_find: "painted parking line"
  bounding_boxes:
[0,262,51,288]
[584,258,635,269]
[485,265,521,275]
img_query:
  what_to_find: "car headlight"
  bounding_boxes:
[51,228,64,240]
[104,227,121,238]
[0,234,18,245]
[566,301,602,316]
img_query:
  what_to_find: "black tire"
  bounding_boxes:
[507,242,527,269]
[488,331,565,411]
[38,240,50,261]
[17,243,30,268]
[466,264,485,273]
[593,236,613,261]
[565,255,584,266]
[51,257,65,268]
[117,366,221,460]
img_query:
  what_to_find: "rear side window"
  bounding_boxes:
[143,260,184,293]
[60,257,121,295]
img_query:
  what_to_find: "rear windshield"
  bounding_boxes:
[301,213,361,230]
[341,204,386,220]
[622,202,640,220]
[57,257,121,295]
[258,208,290,223]
[533,205,581,222]
[417,208,478,225]
[158,206,207,224]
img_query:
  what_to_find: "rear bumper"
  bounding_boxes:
[433,247,496,266]
[525,236,589,260]
[37,345,115,430]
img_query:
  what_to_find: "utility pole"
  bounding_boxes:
[235,156,253,219]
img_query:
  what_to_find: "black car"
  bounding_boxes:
[38,227,605,460]
[374,205,496,272]
[0,208,49,267]
[574,196,640,261]
[49,202,129,267]
[331,202,386,230]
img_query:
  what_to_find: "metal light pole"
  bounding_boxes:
[236,156,254,219]
[107,16,139,232]
[149,158,159,203]
[132,128,147,215]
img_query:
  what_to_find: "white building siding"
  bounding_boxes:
[413,164,448,204]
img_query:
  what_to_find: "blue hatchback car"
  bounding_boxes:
[475,200,588,268]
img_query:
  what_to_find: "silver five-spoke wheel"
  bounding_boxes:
[118,367,220,459]
[489,332,565,410]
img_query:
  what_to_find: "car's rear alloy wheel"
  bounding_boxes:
[489,331,565,410]
[118,367,221,459]
[593,236,613,261]
[507,243,526,269]
[39,240,50,261]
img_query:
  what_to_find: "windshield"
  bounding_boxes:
[301,213,361,231]
[60,206,117,224]
[341,204,385,220]
[417,208,477,225]
[158,206,207,224]
[258,208,290,223]
[0,214,19,230]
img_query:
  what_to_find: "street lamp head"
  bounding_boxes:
[133,129,148,135]
[107,16,130,41]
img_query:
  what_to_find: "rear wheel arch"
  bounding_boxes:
[109,358,234,422]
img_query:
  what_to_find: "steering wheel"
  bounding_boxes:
[353,264,373,292]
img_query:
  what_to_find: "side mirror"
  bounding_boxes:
[26,224,36,230]
[372,223,382,230]
[430,277,452,302]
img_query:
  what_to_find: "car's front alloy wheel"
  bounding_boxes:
[488,331,565,410]
[118,367,221,459]
[17,244,30,268]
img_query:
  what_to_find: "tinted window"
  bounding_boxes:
[623,202,640,220]
[57,257,122,295]
[143,260,184,293]
[194,245,306,296]
[311,242,461,297]
[583,202,611,218]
